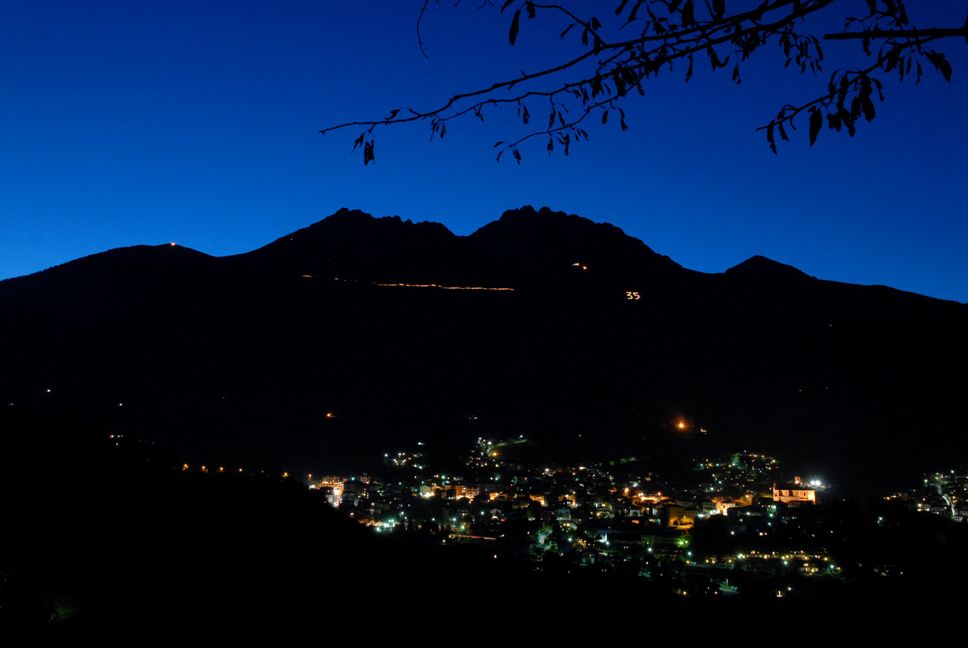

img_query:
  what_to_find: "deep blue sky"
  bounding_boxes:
[1,1,966,301]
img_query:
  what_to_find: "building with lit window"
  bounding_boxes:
[772,476,817,504]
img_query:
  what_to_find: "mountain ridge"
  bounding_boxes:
[3,206,962,306]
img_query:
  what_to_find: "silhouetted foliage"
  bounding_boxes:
[321,1,968,162]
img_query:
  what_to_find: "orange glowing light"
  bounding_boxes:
[375,282,514,292]
[676,419,687,430]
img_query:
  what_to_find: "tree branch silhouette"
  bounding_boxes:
[321,0,966,163]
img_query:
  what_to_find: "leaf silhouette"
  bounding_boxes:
[809,108,822,146]
[509,9,521,45]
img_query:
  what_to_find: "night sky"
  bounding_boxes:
[1,1,965,301]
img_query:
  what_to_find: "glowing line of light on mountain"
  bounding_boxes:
[374,282,515,292]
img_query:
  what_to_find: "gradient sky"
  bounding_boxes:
[1,1,966,301]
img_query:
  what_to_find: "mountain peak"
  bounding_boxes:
[469,205,682,278]
[255,208,457,253]
[726,255,810,279]
[245,208,459,281]
[495,204,589,223]
[318,207,377,224]
[488,205,623,235]
[294,208,455,238]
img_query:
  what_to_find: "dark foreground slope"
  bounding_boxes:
[4,408,968,635]
[0,408,569,632]
[1,206,965,491]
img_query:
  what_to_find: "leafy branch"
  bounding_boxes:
[321,0,967,163]
[759,1,966,152]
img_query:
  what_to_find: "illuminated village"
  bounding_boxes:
[283,430,857,600]
[885,471,968,522]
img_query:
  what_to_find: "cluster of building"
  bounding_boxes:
[307,438,842,598]
[884,469,968,521]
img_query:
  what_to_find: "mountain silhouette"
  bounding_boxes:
[1,206,964,493]
[726,254,811,279]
